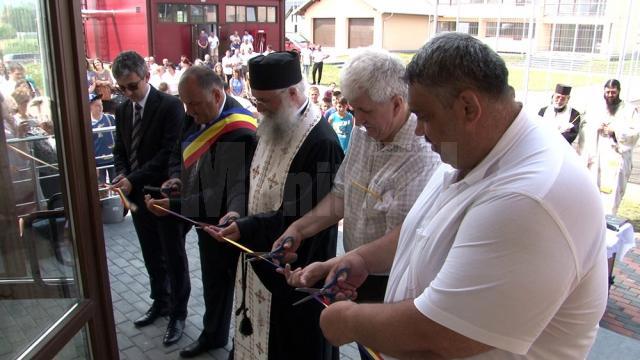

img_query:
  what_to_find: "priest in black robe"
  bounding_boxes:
[206,52,343,360]
[538,83,582,144]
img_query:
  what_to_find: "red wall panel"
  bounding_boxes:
[84,0,284,64]
[83,0,149,62]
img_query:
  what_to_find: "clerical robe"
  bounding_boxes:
[582,101,639,214]
[538,105,582,144]
[233,102,343,360]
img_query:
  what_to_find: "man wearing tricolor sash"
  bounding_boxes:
[206,52,343,360]
[145,66,257,357]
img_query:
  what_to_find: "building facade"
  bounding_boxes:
[82,0,285,63]
[295,0,639,57]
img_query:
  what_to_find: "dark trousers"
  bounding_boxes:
[131,204,190,319]
[198,46,209,61]
[268,293,339,360]
[196,228,240,347]
[312,62,324,84]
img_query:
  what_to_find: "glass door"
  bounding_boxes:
[0,1,116,358]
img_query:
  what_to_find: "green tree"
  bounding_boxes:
[3,5,37,33]
[2,39,39,54]
[0,23,16,39]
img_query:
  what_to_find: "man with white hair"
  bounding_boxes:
[319,33,607,360]
[537,83,582,144]
[275,49,441,306]
[206,51,343,360]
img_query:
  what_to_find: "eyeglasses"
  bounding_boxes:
[116,78,144,93]
[252,89,287,106]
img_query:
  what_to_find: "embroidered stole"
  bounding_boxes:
[234,105,322,360]
[541,106,574,133]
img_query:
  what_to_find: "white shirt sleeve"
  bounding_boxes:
[413,192,577,355]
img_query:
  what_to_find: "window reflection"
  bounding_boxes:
[1,0,83,358]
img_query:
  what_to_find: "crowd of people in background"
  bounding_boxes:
[4,33,640,220]
[1,59,57,215]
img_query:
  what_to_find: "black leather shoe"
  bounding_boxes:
[133,304,169,327]
[179,339,213,358]
[163,318,185,346]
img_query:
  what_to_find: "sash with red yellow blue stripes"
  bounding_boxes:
[182,107,257,168]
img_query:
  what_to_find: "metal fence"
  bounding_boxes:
[430,0,640,113]
[7,126,116,213]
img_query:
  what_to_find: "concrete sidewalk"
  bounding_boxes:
[104,216,640,359]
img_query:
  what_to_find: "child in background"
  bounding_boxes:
[230,69,244,96]
[320,96,332,118]
[323,90,342,121]
[328,97,353,151]
[320,98,331,117]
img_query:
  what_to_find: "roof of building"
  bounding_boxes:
[295,0,433,16]
[363,0,433,15]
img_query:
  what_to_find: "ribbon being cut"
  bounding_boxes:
[155,205,384,360]
[182,107,257,168]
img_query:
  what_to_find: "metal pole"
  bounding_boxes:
[29,147,43,210]
[456,0,460,32]
[433,0,439,36]
[616,0,634,80]
[522,0,536,106]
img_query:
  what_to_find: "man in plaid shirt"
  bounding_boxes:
[273,49,441,302]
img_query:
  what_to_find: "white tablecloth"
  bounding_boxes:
[606,223,636,260]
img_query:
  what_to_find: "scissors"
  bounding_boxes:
[292,268,349,306]
[216,215,238,229]
[246,236,294,264]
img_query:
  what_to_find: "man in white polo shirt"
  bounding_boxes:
[317,33,608,359]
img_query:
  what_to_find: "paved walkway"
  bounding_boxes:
[104,215,640,359]
[104,216,359,359]
[600,232,640,340]
[601,183,640,342]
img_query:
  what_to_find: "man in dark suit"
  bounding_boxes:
[111,51,189,346]
[146,65,257,357]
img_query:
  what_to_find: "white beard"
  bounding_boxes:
[256,97,299,141]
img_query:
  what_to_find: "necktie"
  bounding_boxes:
[130,103,142,171]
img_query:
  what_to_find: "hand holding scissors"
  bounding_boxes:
[110,175,132,196]
[293,268,350,306]
[322,252,369,302]
[270,226,304,265]
[247,236,297,265]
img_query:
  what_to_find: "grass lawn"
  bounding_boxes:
[618,184,640,230]
[507,67,609,92]
[319,51,630,92]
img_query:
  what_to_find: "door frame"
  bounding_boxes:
[14,1,118,358]
[192,23,217,60]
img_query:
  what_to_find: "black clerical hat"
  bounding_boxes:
[249,51,302,91]
[555,84,572,95]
